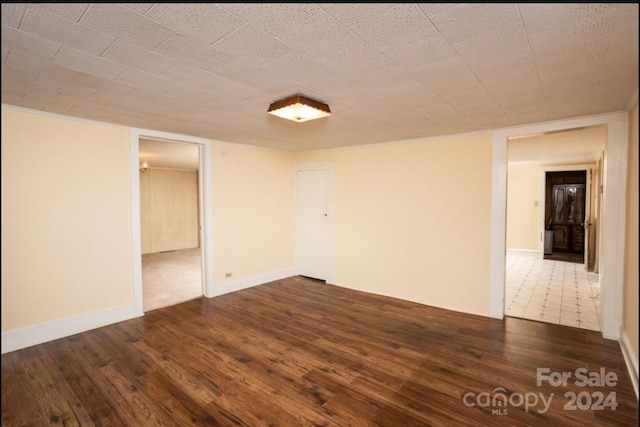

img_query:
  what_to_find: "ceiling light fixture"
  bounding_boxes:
[267,94,331,123]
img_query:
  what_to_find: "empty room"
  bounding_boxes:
[1,3,638,426]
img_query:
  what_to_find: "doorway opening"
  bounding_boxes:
[138,138,203,312]
[503,130,603,332]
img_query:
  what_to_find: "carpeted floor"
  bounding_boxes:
[141,247,202,312]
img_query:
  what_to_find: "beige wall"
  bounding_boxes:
[506,162,540,251]
[3,104,635,356]
[623,101,638,358]
[140,168,199,254]
[296,134,493,317]
[212,143,295,283]
[1,107,133,331]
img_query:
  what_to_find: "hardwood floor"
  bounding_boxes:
[2,276,637,426]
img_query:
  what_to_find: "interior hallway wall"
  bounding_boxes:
[506,162,540,251]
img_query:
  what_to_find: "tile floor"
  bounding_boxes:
[142,247,203,312]
[505,251,601,331]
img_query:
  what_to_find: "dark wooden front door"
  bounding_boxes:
[551,184,586,252]
[545,171,587,256]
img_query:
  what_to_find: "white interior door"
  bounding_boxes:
[297,169,329,280]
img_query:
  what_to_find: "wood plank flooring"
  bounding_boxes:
[2,276,637,426]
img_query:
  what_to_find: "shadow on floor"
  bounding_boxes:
[544,252,583,264]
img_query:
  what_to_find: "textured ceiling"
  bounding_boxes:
[1,3,638,152]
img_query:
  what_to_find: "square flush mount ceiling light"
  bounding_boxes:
[267,94,331,123]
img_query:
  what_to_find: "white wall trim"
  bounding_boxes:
[619,326,639,400]
[600,118,629,339]
[1,303,141,354]
[489,135,508,319]
[490,111,629,335]
[211,267,296,297]
[506,248,538,257]
[129,128,216,305]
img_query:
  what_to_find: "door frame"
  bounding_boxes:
[130,128,214,315]
[490,112,629,340]
[295,162,334,283]
[537,164,595,270]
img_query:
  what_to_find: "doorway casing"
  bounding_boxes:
[130,128,214,315]
[538,165,595,270]
[490,111,629,340]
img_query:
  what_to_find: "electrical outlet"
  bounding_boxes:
[225,272,232,278]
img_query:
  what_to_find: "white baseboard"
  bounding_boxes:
[211,267,296,297]
[619,326,639,400]
[1,303,143,355]
[2,268,297,355]
[506,248,538,257]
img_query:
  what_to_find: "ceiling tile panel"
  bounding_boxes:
[452,23,531,68]
[259,52,328,84]
[1,26,61,62]
[154,34,234,72]
[20,5,116,56]
[80,3,175,50]
[101,40,176,75]
[319,3,396,27]
[429,3,521,44]
[519,3,619,35]
[1,63,40,86]
[37,75,99,99]
[115,68,185,94]
[5,50,70,79]
[346,63,413,89]
[52,46,128,80]
[252,77,310,98]
[377,80,445,109]
[319,42,391,76]
[144,3,245,44]
[383,34,458,70]
[208,57,271,87]
[277,12,361,59]
[119,3,155,15]
[1,3,638,151]
[417,4,462,18]
[213,24,293,65]
[350,4,438,52]
[408,58,475,90]
[219,3,323,37]
[162,64,257,101]
[1,4,26,28]
[36,3,90,23]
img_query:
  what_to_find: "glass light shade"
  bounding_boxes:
[267,94,331,123]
